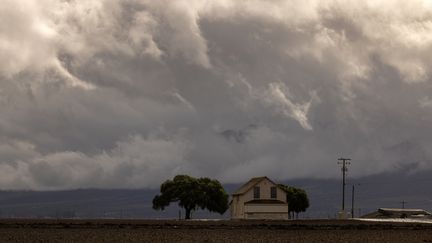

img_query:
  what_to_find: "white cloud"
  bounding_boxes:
[0,134,191,190]
[1,0,432,189]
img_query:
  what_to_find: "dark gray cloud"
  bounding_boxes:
[1,0,432,189]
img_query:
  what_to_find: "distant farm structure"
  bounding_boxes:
[362,208,432,219]
[230,177,289,220]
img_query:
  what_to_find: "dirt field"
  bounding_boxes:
[0,219,431,242]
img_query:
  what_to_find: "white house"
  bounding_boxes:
[230,176,288,219]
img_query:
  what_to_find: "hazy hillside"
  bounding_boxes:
[0,170,430,219]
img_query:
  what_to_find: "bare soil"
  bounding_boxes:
[0,219,431,242]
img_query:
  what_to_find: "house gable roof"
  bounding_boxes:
[232,176,278,196]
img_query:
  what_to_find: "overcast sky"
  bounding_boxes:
[1,0,432,189]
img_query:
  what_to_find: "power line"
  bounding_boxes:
[352,177,432,186]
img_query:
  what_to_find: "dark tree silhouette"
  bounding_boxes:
[278,184,310,219]
[152,175,229,219]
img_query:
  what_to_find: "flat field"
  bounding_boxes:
[0,219,431,243]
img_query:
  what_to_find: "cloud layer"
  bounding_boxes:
[1,0,432,189]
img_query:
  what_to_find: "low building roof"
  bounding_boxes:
[362,208,432,219]
[378,208,431,215]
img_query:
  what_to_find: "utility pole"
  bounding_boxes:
[351,185,355,218]
[401,201,407,209]
[338,158,351,213]
[351,183,360,218]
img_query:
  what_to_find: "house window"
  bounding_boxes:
[253,186,260,199]
[270,187,277,199]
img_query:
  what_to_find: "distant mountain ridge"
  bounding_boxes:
[0,170,430,219]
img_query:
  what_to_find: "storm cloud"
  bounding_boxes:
[1,0,432,189]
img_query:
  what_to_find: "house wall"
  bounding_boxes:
[245,204,288,213]
[231,178,288,219]
[242,179,287,203]
[245,212,288,220]
[231,195,244,219]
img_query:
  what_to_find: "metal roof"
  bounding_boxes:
[378,208,431,215]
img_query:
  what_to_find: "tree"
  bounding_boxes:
[152,175,229,219]
[278,184,310,219]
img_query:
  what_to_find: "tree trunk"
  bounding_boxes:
[185,208,192,220]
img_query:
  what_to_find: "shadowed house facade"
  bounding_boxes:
[230,176,288,219]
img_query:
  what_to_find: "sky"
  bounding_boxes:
[1,0,432,190]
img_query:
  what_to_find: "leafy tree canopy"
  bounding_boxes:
[278,184,310,219]
[152,175,229,219]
